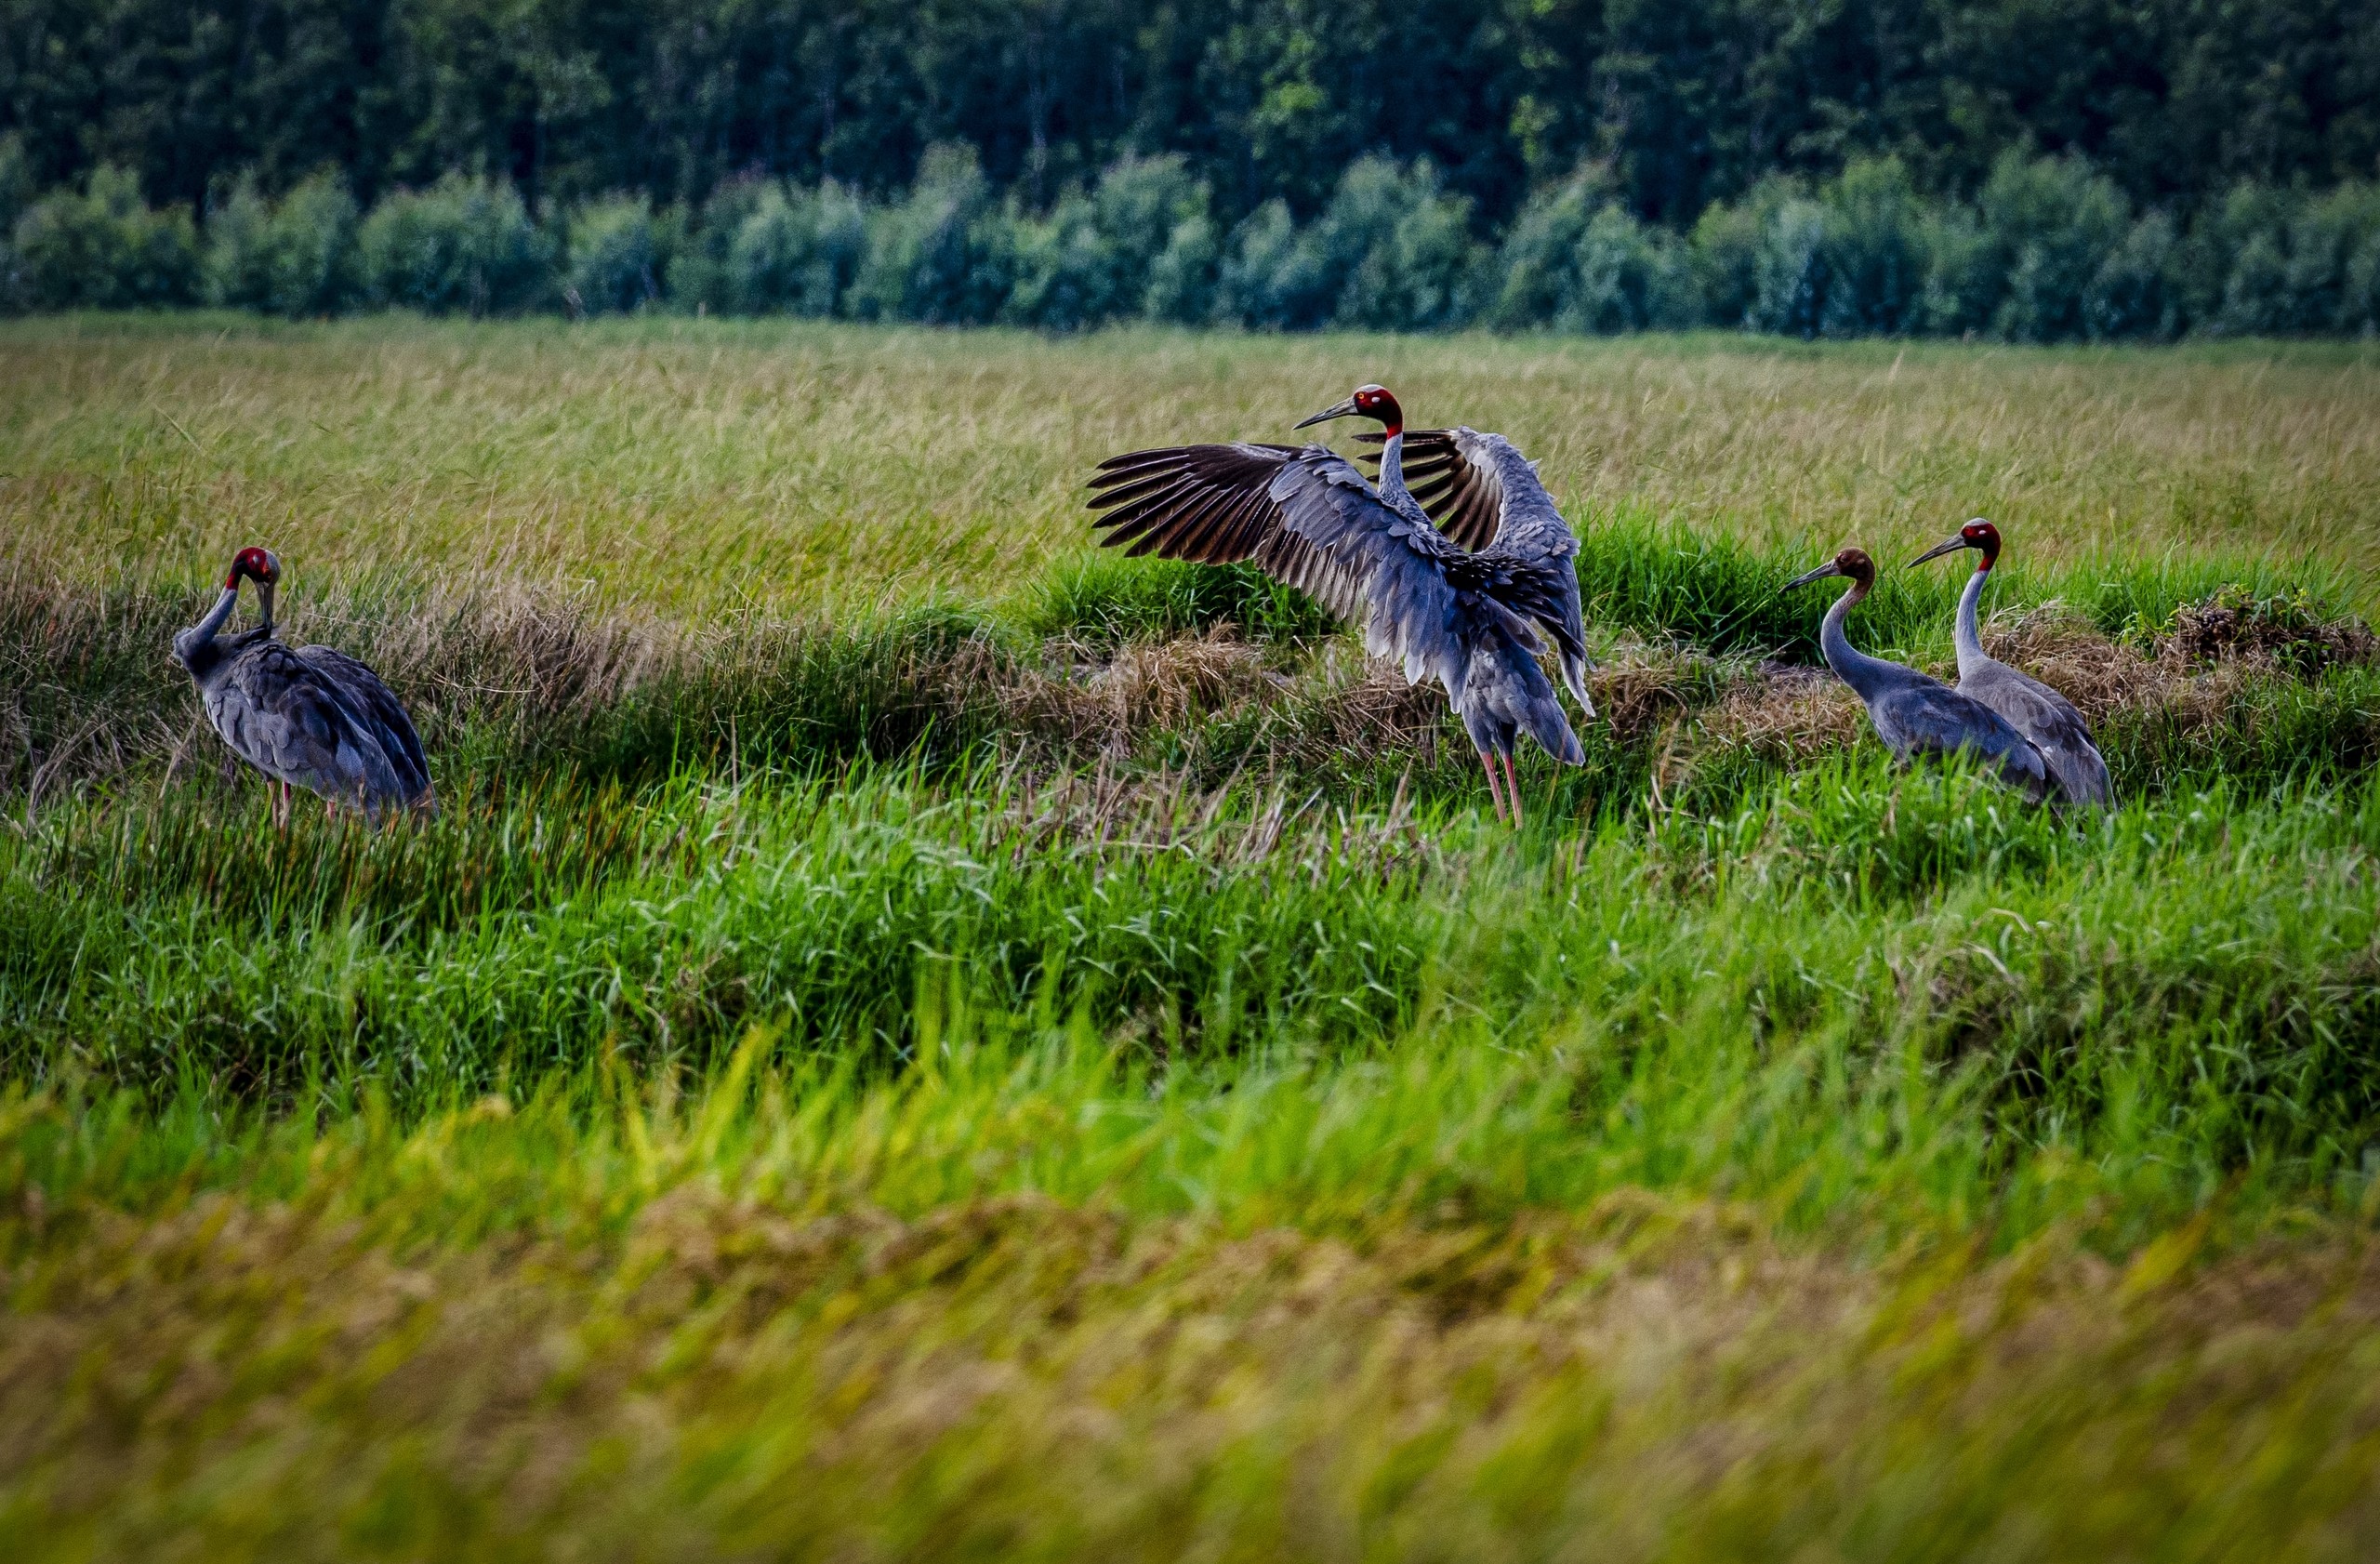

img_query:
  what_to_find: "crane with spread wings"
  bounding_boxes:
[1087,385,1593,826]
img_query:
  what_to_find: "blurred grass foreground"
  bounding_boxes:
[5,319,2380,1559]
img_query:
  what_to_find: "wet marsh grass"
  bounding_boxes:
[7,318,2380,1557]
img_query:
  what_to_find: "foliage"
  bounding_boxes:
[562,194,679,316]
[721,181,865,318]
[354,173,555,316]
[203,169,362,317]
[10,165,197,310]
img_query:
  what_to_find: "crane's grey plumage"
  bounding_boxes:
[1912,521,2113,808]
[1090,385,1587,824]
[1784,547,2048,798]
[173,547,435,823]
[1362,424,1594,717]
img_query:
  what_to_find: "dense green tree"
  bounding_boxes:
[5,0,2374,232]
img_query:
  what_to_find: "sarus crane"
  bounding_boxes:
[1087,385,1592,826]
[1911,520,2113,807]
[173,547,436,825]
[1782,547,2048,797]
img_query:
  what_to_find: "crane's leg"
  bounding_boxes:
[1502,753,1525,830]
[1478,749,1507,824]
[273,780,289,830]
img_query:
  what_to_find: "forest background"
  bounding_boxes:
[5,0,2380,337]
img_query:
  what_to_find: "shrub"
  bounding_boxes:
[2346,223,2380,336]
[2169,182,2291,332]
[667,177,772,312]
[1144,213,1221,323]
[1002,161,1219,331]
[12,165,200,310]
[1818,157,1925,336]
[2083,211,2178,340]
[1002,189,1112,329]
[723,182,865,317]
[563,194,679,315]
[1320,157,1483,331]
[1212,198,1324,328]
[1980,152,2131,342]
[1488,168,1686,333]
[1747,196,1827,338]
[1916,202,1995,335]
[355,173,555,315]
[0,133,33,311]
[1567,204,1693,332]
[2262,184,2380,334]
[851,145,1010,325]
[1687,180,1790,329]
[204,169,360,316]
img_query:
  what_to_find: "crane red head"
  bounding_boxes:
[1782,547,1877,595]
[1911,519,2001,572]
[1295,383,1403,438]
[226,546,283,631]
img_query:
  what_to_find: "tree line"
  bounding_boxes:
[5,0,2376,232]
[6,137,2377,338]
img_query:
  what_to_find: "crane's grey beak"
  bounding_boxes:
[257,580,276,634]
[1909,535,1971,567]
[1781,562,1844,593]
[1294,396,1362,430]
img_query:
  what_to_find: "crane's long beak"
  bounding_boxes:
[1294,395,1362,430]
[1909,535,1972,567]
[257,580,276,634]
[1781,562,1844,593]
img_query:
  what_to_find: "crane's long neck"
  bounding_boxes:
[1953,563,1990,678]
[1375,427,1431,526]
[1818,580,1904,703]
[1376,428,1408,497]
[172,586,243,682]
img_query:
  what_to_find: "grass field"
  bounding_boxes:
[7,316,2380,1559]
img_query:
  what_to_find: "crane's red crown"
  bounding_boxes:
[1962,520,2002,569]
[228,547,282,589]
[1833,547,1875,586]
[1353,384,1402,433]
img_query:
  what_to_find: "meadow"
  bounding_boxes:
[6,316,2380,1560]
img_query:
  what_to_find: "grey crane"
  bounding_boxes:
[1782,547,2049,797]
[1349,414,1595,720]
[173,547,436,825]
[1911,520,2113,808]
[1087,385,1588,826]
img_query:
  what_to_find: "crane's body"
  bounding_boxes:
[174,548,435,824]
[1090,385,1592,825]
[1786,548,2048,797]
[1914,522,2113,808]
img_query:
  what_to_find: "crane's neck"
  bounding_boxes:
[1375,428,1432,526]
[172,585,243,682]
[1953,563,1990,678]
[1818,579,1903,702]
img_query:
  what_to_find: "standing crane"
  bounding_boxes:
[1343,407,1594,721]
[1087,385,1590,826]
[173,547,436,825]
[1782,547,2048,796]
[1911,520,2113,807]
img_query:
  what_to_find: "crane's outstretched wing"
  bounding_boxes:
[297,643,435,806]
[1090,442,1509,704]
[1362,427,1593,713]
[1962,663,2112,807]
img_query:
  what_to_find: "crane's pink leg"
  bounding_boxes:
[273,780,289,830]
[1479,749,1507,824]
[1502,753,1526,830]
